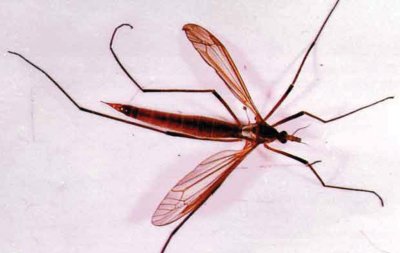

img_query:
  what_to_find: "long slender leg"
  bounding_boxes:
[272,96,394,127]
[110,24,241,126]
[8,51,239,143]
[264,144,384,206]
[264,0,340,121]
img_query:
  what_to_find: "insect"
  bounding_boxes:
[9,0,393,252]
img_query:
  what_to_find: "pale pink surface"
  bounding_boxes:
[1,1,400,253]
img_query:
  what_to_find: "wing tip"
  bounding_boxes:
[151,218,164,226]
[182,23,197,31]
[182,23,217,46]
[151,215,178,226]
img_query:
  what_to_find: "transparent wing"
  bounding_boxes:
[152,141,255,226]
[183,23,262,120]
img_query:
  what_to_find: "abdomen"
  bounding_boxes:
[106,103,241,139]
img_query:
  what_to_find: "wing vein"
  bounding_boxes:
[152,141,256,226]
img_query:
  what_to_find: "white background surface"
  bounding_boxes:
[1,0,399,252]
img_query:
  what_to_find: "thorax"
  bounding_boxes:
[241,122,279,143]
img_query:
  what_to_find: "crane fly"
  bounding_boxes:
[9,0,393,252]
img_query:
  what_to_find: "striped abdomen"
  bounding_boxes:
[105,103,241,139]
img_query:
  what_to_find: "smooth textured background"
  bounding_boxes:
[1,0,399,252]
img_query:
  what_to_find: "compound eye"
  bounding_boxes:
[278,131,288,143]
